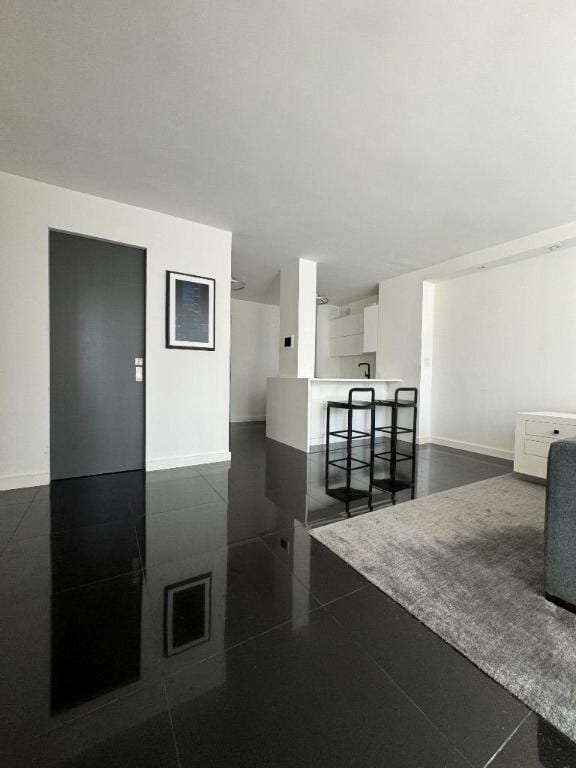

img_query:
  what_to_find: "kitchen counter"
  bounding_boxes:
[266,376,402,452]
[310,377,402,383]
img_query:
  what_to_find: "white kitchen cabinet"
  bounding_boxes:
[330,312,363,339]
[329,333,363,357]
[362,304,378,353]
[514,411,576,479]
[329,312,364,357]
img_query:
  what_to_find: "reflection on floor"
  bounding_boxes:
[0,423,573,767]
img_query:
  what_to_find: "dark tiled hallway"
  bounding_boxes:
[0,424,573,767]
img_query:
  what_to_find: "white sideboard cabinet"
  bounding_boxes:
[514,411,576,479]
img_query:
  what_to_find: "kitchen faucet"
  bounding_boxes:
[358,363,371,379]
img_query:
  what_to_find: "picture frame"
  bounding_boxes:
[165,271,215,350]
[164,573,212,657]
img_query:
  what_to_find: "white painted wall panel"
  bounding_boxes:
[432,249,576,456]
[230,299,279,422]
[0,171,231,488]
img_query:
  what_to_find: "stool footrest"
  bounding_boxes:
[329,429,371,440]
[328,457,371,471]
[328,401,375,409]
[375,426,414,435]
[375,399,418,407]
[325,487,370,504]
[372,478,413,493]
[375,451,413,463]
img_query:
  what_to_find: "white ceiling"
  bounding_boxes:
[2,1,576,304]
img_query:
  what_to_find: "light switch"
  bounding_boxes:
[135,357,144,366]
[135,366,143,382]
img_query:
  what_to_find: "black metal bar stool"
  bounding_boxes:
[325,387,375,517]
[371,387,418,505]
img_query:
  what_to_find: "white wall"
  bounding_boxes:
[377,275,424,386]
[377,217,576,450]
[376,214,576,386]
[418,282,435,441]
[279,258,316,377]
[432,248,576,458]
[376,274,427,436]
[279,260,299,377]
[266,377,310,452]
[0,171,231,489]
[230,298,279,421]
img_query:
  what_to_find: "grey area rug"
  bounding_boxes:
[311,474,576,743]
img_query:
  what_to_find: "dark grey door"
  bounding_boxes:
[50,232,145,479]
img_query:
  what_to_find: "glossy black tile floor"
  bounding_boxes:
[1,423,574,767]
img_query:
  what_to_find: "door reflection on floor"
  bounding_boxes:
[50,471,145,713]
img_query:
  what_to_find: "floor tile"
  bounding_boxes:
[222,538,319,645]
[142,547,230,676]
[0,502,30,550]
[13,479,145,543]
[145,474,223,515]
[0,534,52,605]
[487,713,576,767]
[138,500,228,569]
[0,486,38,508]
[49,472,144,530]
[326,586,528,767]
[51,517,140,591]
[262,529,369,605]
[0,425,564,767]
[20,683,177,768]
[0,573,162,763]
[196,460,232,476]
[50,573,157,711]
[228,463,266,494]
[11,498,52,540]
[143,537,318,676]
[227,489,277,543]
[167,611,460,768]
[199,467,229,501]
[33,484,51,499]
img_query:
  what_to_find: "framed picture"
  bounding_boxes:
[166,271,215,350]
[164,573,212,657]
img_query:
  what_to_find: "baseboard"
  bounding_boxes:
[430,436,513,462]
[0,472,50,491]
[230,416,265,423]
[146,451,231,472]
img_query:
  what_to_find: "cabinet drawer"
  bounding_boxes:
[329,333,363,357]
[524,439,551,459]
[330,313,363,339]
[525,420,576,440]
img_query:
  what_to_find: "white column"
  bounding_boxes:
[376,273,434,441]
[278,258,317,378]
[419,281,435,442]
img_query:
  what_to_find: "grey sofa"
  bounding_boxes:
[545,438,576,612]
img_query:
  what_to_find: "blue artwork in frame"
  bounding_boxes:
[166,271,215,350]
